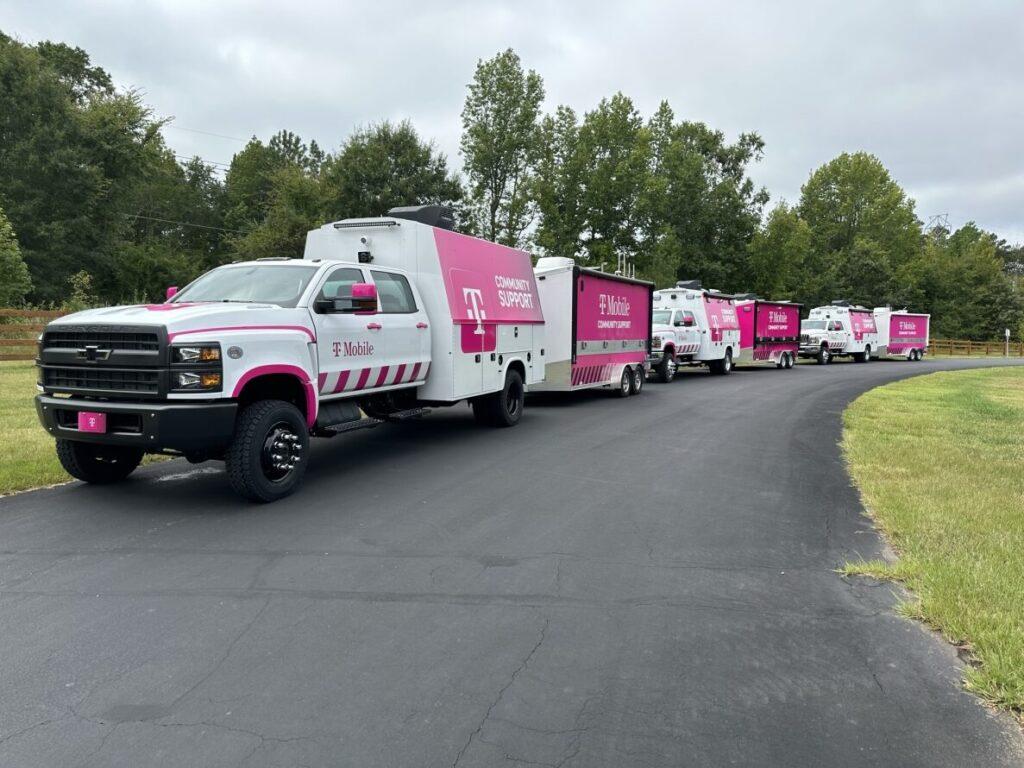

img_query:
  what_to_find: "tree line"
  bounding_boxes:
[1,35,1021,339]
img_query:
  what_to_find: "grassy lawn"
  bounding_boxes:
[842,366,1024,717]
[0,360,69,495]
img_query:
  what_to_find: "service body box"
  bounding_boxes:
[533,259,653,391]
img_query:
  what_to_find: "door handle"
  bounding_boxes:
[367,322,382,330]
[416,322,429,329]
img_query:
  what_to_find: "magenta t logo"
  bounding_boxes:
[462,287,486,336]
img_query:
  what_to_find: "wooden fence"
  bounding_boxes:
[0,309,64,361]
[929,338,1024,357]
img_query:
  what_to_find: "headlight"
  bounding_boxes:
[172,344,221,363]
[174,371,222,390]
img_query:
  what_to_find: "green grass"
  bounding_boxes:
[0,360,70,494]
[842,366,1024,717]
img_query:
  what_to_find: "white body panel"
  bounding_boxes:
[800,305,879,357]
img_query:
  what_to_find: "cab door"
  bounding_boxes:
[367,268,429,388]
[310,265,377,397]
[674,310,701,355]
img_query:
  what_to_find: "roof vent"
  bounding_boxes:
[675,279,703,290]
[386,205,455,230]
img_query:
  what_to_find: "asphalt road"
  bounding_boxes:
[1,357,1022,767]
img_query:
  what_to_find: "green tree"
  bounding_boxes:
[533,106,585,259]
[0,206,32,305]
[747,203,812,300]
[230,165,325,260]
[797,152,922,306]
[320,121,462,220]
[460,49,544,246]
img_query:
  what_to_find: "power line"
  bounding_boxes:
[122,213,246,234]
[174,153,232,168]
[164,125,249,143]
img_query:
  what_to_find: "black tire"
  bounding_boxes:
[711,348,733,375]
[56,440,143,484]
[864,345,871,362]
[656,352,675,383]
[225,399,309,503]
[630,365,644,395]
[472,369,525,427]
[785,352,795,369]
[817,344,831,365]
[616,367,632,398]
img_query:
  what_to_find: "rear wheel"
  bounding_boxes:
[472,369,525,427]
[785,352,795,369]
[630,365,644,395]
[56,440,143,484]
[711,348,733,375]
[656,352,675,383]
[817,345,831,365]
[225,399,309,503]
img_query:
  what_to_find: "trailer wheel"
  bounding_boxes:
[473,369,525,427]
[785,352,795,369]
[630,365,644,395]
[225,399,309,503]
[656,353,675,383]
[817,344,831,365]
[617,367,632,398]
[56,440,143,484]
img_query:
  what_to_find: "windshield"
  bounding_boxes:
[172,264,320,308]
[652,310,673,325]
[802,320,826,331]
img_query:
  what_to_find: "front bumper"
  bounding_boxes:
[36,395,237,452]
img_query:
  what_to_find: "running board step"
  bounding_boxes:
[380,407,430,423]
[314,418,381,438]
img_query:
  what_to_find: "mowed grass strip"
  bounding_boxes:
[0,360,69,494]
[842,367,1024,715]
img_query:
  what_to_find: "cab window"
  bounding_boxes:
[370,271,417,313]
[315,267,363,310]
[682,311,696,327]
[829,321,844,331]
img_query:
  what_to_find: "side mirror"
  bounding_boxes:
[314,283,378,314]
[682,316,695,327]
[350,282,377,314]
[165,286,178,301]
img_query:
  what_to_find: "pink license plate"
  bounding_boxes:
[77,411,107,433]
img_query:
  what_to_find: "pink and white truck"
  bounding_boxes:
[799,302,879,364]
[872,307,930,360]
[735,298,802,369]
[648,281,741,381]
[532,257,653,397]
[35,206,545,502]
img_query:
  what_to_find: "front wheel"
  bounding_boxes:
[472,369,525,427]
[225,399,309,503]
[817,345,831,365]
[656,353,675,383]
[56,440,143,484]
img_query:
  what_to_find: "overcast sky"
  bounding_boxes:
[3,0,1022,243]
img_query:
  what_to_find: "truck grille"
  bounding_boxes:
[800,334,810,344]
[42,329,160,352]
[42,366,160,395]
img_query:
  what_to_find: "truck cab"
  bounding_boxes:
[798,302,878,364]
[648,281,740,381]
[35,206,544,502]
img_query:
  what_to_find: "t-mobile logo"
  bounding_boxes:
[463,287,486,335]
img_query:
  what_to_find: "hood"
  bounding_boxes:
[48,302,313,338]
[652,322,674,335]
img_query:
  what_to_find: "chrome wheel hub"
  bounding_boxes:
[261,423,302,481]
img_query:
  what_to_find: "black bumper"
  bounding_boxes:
[35,395,237,452]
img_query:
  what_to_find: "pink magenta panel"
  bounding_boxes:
[705,297,739,342]
[737,302,755,349]
[849,310,877,340]
[576,274,651,343]
[433,228,544,326]
[888,313,929,351]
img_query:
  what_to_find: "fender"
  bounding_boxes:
[232,364,318,428]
